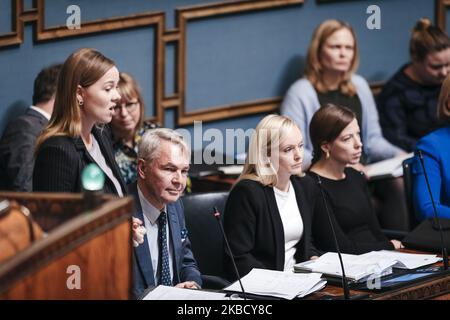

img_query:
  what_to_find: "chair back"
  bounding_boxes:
[402,157,420,230]
[181,192,228,278]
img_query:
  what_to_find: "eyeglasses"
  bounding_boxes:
[113,101,139,113]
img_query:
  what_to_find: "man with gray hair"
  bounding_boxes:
[129,128,201,299]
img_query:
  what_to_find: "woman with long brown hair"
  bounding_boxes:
[33,48,126,196]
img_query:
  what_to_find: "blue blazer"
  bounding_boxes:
[412,125,450,220]
[129,182,202,299]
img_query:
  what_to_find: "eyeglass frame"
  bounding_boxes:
[113,100,140,113]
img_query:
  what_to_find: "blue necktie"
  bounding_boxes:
[158,211,172,286]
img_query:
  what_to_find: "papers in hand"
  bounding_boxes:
[365,152,413,180]
[224,268,326,300]
[142,285,228,300]
[294,251,441,283]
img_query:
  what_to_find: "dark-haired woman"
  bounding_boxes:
[377,18,450,152]
[307,105,403,254]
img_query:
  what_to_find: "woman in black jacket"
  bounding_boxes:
[33,48,125,196]
[223,114,320,280]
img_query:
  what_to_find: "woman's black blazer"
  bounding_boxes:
[223,175,319,280]
[33,126,126,195]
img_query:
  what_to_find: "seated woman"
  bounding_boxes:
[33,48,126,196]
[412,74,450,220]
[223,114,319,280]
[282,19,407,230]
[308,104,403,254]
[281,19,403,169]
[377,18,450,152]
[110,72,158,185]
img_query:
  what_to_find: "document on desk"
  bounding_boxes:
[294,251,442,283]
[365,152,413,180]
[142,285,228,300]
[365,250,442,269]
[224,268,326,300]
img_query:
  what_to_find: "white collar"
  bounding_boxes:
[137,185,167,225]
[30,106,51,120]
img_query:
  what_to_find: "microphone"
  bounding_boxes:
[416,150,449,270]
[212,206,247,300]
[315,174,368,300]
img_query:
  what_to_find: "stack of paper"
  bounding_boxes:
[294,250,441,283]
[365,152,413,180]
[224,268,326,300]
[142,286,228,300]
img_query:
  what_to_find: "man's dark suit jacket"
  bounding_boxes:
[223,176,320,280]
[128,182,202,299]
[0,108,48,191]
[33,126,126,195]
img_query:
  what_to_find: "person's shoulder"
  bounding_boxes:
[38,135,77,155]
[292,174,319,197]
[2,112,43,137]
[345,167,364,177]
[417,126,450,152]
[233,178,264,190]
[378,66,409,93]
[231,179,266,196]
[351,74,370,88]
[344,167,366,185]
[292,174,317,189]
[286,78,314,94]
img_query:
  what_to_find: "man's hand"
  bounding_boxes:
[132,217,146,247]
[175,281,200,289]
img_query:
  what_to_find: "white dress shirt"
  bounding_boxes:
[273,181,304,271]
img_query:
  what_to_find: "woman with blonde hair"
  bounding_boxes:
[223,114,319,280]
[412,73,450,220]
[281,19,403,169]
[33,48,126,196]
[110,72,159,184]
[378,18,450,152]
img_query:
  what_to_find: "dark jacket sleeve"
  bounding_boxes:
[176,200,202,287]
[312,177,394,255]
[1,118,39,191]
[377,82,417,152]
[296,176,323,258]
[223,181,266,278]
[33,140,80,192]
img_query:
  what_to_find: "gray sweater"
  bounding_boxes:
[281,74,403,168]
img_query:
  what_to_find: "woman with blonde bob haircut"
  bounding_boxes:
[282,19,403,169]
[412,74,450,220]
[223,114,320,280]
[33,48,126,196]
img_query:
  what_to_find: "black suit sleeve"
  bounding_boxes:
[377,85,416,151]
[223,182,266,278]
[33,142,80,192]
[176,200,202,287]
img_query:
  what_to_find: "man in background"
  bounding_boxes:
[0,64,62,191]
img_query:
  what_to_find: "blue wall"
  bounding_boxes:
[0,0,443,155]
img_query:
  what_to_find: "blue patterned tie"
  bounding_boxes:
[158,211,172,286]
